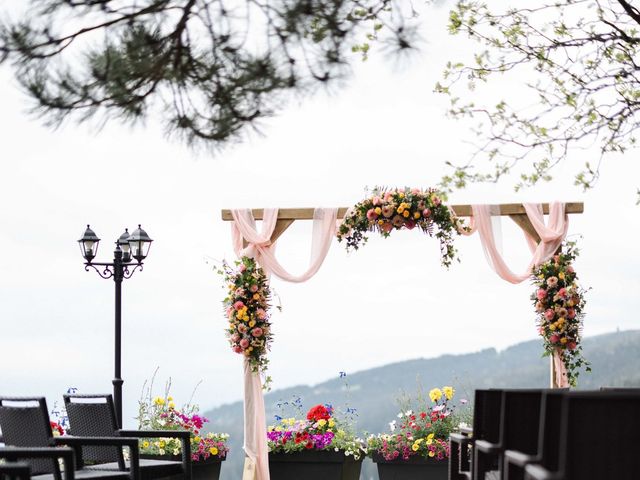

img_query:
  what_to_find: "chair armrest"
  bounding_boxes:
[505,449,539,467]
[524,464,564,480]
[450,433,473,445]
[0,447,76,480]
[459,425,473,436]
[475,439,502,454]
[54,438,139,480]
[118,430,191,439]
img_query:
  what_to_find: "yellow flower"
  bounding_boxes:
[328,419,335,428]
[443,386,455,400]
[428,451,435,457]
[253,293,260,300]
[153,397,165,406]
[560,337,568,344]
[169,401,176,409]
[427,433,435,440]
[549,324,556,331]
[397,206,404,214]
[426,438,433,445]
[402,210,410,218]
[378,219,384,225]
[413,212,420,219]
[159,441,166,448]
[249,320,256,328]
[167,396,173,402]
[558,272,565,280]
[411,443,419,451]
[429,388,442,402]
[399,192,405,198]
[194,436,201,443]
[317,419,327,427]
[375,207,382,215]
[142,441,150,448]
[209,447,218,456]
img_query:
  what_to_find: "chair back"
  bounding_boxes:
[537,390,565,472]
[0,397,59,477]
[472,389,502,443]
[63,394,124,468]
[561,392,640,480]
[501,390,543,454]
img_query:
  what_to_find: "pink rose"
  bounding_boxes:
[380,222,393,234]
[366,208,378,221]
[251,327,264,337]
[256,308,266,320]
[238,324,248,334]
[240,338,250,349]
[233,301,245,310]
[235,288,245,296]
[549,334,560,344]
[544,309,555,321]
[392,215,404,228]
[536,288,547,300]
[567,308,576,319]
[567,341,577,350]
[383,192,393,202]
[422,208,431,218]
[239,264,247,272]
[558,288,567,298]
[226,307,233,317]
[382,205,395,218]
[249,284,259,293]
[230,333,240,342]
[432,196,441,206]
[232,345,243,354]
[372,196,381,206]
[566,266,575,274]
[411,188,421,195]
[553,255,560,263]
[535,301,545,312]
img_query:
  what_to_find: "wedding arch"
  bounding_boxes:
[220,198,584,480]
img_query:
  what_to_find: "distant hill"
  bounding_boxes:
[203,330,640,480]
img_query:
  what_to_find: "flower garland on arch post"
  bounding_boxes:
[336,187,467,268]
[532,241,590,387]
[220,256,276,386]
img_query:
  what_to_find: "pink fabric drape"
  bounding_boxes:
[460,202,570,387]
[230,207,338,480]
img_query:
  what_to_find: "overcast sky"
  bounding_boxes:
[1,1,639,427]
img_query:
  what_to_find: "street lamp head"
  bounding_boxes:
[128,224,153,263]
[117,228,131,262]
[78,225,100,263]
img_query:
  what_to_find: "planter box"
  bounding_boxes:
[269,450,363,480]
[139,454,225,480]
[371,453,448,480]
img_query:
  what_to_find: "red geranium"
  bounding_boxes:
[50,421,64,436]
[306,405,330,422]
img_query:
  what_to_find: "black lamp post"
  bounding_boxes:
[78,224,153,428]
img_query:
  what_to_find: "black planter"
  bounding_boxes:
[371,453,448,480]
[139,454,225,480]
[269,450,363,480]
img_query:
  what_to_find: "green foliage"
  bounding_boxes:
[0,0,414,148]
[438,0,640,197]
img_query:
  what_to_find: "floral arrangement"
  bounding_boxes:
[367,386,468,461]
[137,385,229,461]
[532,241,590,386]
[219,256,275,378]
[267,403,365,460]
[336,187,467,268]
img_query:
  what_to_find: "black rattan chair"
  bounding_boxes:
[475,389,546,480]
[0,461,32,480]
[524,391,640,480]
[449,389,503,480]
[0,397,139,480]
[503,390,565,480]
[63,394,191,480]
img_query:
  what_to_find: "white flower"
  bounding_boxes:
[389,421,396,432]
[397,412,403,418]
[404,410,413,417]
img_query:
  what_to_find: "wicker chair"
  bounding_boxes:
[63,394,191,480]
[503,390,565,480]
[475,389,546,480]
[449,389,503,480]
[0,461,32,480]
[0,397,139,480]
[524,391,640,480]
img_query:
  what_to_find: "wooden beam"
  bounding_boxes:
[220,203,584,221]
[270,219,295,243]
[509,214,541,243]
